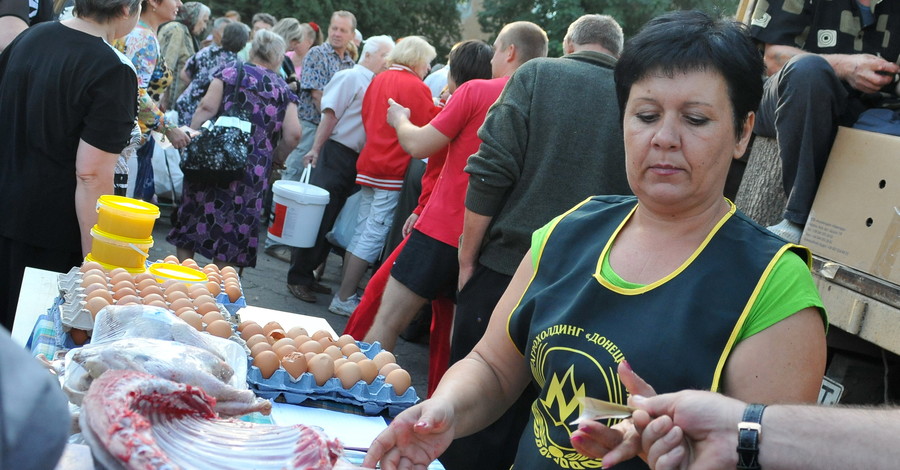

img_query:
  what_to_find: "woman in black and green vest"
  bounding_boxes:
[364,10,828,470]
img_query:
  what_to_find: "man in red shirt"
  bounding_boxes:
[361,22,548,352]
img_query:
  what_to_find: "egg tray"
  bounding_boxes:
[245,341,418,417]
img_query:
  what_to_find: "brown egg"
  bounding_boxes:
[250,341,273,358]
[164,255,180,264]
[191,294,215,306]
[139,283,163,297]
[141,293,165,304]
[85,296,110,319]
[253,350,279,379]
[85,288,114,304]
[245,334,269,349]
[182,258,200,269]
[174,306,196,317]
[201,310,225,325]
[69,328,89,345]
[307,353,335,386]
[262,321,283,336]
[205,281,221,296]
[112,287,137,301]
[81,274,107,287]
[168,297,194,312]
[340,342,361,357]
[112,280,135,293]
[379,362,401,377]
[179,311,203,331]
[373,350,396,370]
[335,334,356,348]
[80,261,105,273]
[82,268,107,280]
[108,267,130,278]
[267,329,287,343]
[311,329,333,342]
[333,357,349,370]
[221,265,238,276]
[109,271,133,286]
[206,272,223,284]
[272,337,296,351]
[147,299,168,309]
[115,294,141,305]
[203,264,220,274]
[196,301,220,316]
[238,320,259,333]
[241,323,264,339]
[317,335,336,348]
[165,290,189,302]
[164,282,189,296]
[134,272,156,283]
[304,351,317,362]
[188,285,211,298]
[275,344,298,358]
[281,352,307,380]
[224,284,242,303]
[357,359,379,384]
[287,326,308,339]
[206,319,233,338]
[346,352,368,363]
[323,345,343,360]
[385,368,411,395]
[293,334,312,345]
[298,339,324,354]
[336,361,362,389]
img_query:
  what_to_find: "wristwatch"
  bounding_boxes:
[736,403,766,470]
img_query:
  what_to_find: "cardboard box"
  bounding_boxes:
[800,127,900,285]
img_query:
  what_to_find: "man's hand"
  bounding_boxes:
[402,213,418,238]
[386,98,411,129]
[303,149,319,168]
[836,53,900,94]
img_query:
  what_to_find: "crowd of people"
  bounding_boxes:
[3,0,900,469]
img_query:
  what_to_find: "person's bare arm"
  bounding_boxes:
[722,307,826,404]
[190,78,224,129]
[311,89,324,114]
[303,108,337,167]
[458,209,492,291]
[387,98,451,159]
[0,15,27,53]
[764,44,899,93]
[75,140,117,256]
[274,102,302,166]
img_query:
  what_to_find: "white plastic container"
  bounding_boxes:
[268,168,329,248]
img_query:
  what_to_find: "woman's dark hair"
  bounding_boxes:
[614,10,764,139]
[448,39,493,87]
[221,22,250,53]
[74,0,140,23]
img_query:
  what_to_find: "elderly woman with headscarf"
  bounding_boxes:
[158,1,210,111]
[175,21,248,127]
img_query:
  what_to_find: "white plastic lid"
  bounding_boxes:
[272,180,330,205]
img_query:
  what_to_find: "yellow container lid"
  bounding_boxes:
[148,262,208,284]
[84,254,148,274]
[90,226,154,246]
[96,195,160,219]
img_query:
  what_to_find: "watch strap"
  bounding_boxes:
[736,403,766,470]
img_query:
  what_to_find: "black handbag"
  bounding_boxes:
[180,61,252,185]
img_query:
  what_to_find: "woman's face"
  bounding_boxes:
[293,36,313,56]
[192,10,209,35]
[149,0,181,22]
[623,69,753,212]
[413,61,431,80]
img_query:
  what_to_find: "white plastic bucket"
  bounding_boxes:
[268,167,329,247]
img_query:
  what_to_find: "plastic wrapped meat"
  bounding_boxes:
[65,338,270,417]
[81,370,343,470]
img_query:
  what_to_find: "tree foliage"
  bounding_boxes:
[478,0,740,57]
[201,0,462,60]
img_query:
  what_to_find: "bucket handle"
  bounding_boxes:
[300,165,312,187]
[127,243,150,258]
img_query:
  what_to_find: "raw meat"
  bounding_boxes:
[81,370,343,470]
[67,338,270,416]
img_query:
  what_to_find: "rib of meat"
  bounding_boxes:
[81,370,343,470]
[68,338,270,416]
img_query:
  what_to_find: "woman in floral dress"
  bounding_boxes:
[167,30,301,268]
[175,21,248,127]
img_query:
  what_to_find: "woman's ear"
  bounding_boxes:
[734,111,755,160]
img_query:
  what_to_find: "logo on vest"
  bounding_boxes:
[528,324,627,469]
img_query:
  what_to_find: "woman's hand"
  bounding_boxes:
[165,126,191,149]
[402,213,419,238]
[386,98,410,129]
[571,361,658,466]
[363,399,457,469]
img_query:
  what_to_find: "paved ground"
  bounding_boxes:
[149,207,432,399]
